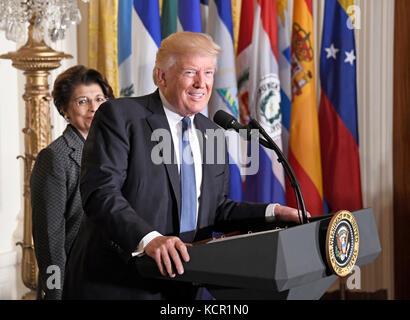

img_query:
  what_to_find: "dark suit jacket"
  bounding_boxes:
[63,90,268,299]
[30,124,85,300]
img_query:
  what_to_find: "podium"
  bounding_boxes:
[135,208,381,300]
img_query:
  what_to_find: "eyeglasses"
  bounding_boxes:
[72,95,108,108]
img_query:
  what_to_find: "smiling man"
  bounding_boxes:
[63,32,305,300]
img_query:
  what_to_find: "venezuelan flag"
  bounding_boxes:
[287,0,323,215]
[319,0,363,212]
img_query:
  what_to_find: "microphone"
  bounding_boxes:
[213,110,308,224]
[213,110,246,132]
[213,110,271,148]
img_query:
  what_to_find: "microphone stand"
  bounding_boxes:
[248,119,308,224]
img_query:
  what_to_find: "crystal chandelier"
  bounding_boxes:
[0,0,89,43]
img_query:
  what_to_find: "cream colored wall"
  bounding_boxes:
[355,0,395,299]
[0,33,25,300]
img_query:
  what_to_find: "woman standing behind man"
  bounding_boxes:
[30,65,114,299]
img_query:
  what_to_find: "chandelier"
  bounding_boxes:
[0,0,89,43]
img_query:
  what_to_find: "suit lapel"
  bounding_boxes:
[145,91,215,231]
[146,91,181,218]
[63,125,84,168]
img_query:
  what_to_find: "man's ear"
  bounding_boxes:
[156,68,166,87]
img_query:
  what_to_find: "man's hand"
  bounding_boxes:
[274,205,311,224]
[144,236,191,278]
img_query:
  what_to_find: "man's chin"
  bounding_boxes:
[185,103,208,115]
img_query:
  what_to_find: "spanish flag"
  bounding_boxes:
[287,0,323,215]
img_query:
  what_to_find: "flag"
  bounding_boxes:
[118,0,161,97]
[200,0,210,33]
[277,0,292,157]
[244,0,286,205]
[207,0,242,201]
[236,0,254,126]
[118,0,133,96]
[161,0,178,39]
[319,0,363,212]
[288,0,323,215]
[176,0,208,116]
[178,0,202,32]
[230,0,242,54]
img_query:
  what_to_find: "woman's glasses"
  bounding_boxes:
[73,95,108,108]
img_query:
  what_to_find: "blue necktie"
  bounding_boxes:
[180,117,197,233]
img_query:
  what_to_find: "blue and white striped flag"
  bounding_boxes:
[118,0,161,97]
[207,0,243,201]
[178,0,202,32]
[244,0,286,204]
[177,0,208,116]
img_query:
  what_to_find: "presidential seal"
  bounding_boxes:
[326,210,359,277]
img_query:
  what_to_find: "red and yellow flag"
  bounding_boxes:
[287,0,323,215]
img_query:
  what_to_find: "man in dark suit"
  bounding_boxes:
[63,32,305,300]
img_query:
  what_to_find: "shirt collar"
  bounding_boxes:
[159,90,195,128]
